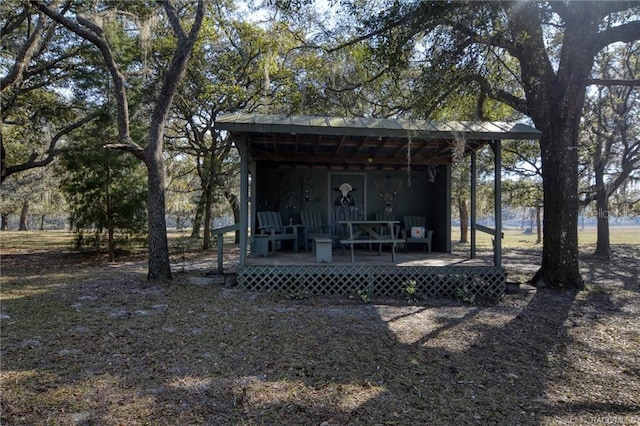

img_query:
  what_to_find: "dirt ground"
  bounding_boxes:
[1,240,639,425]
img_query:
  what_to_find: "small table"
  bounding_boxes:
[338,220,403,263]
[253,235,270,257]
[313,237,332,263]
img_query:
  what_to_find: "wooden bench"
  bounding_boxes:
[339,238,404,263]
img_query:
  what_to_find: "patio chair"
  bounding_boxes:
[300,210,331,252]
[257,211,298,255]
[402,216,433,253]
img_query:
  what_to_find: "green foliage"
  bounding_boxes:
[349,288,372,304]
[403,279,422,304]
[578,42,640,219]
[454,284,476,305]
[502,179,542,211]
[60,122,147,251]
[170,228,189,272]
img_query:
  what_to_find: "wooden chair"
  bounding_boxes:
[257,211,298,255]
[402,216,433,253]
[300,210,330,252]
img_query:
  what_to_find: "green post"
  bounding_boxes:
[493,140,502,267]
[238,136,248,268]
[217,234,224,273]
[470,150,477,259]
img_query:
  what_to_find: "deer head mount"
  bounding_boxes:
[333,183,357,206]
[375,177,403,213]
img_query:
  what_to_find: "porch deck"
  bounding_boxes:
[247,248,490,267]
[239,248,505,299]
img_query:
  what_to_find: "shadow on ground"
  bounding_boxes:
[1,246,638,425]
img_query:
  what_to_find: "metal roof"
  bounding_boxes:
[215,113,541,169]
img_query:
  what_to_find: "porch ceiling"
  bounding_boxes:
[215,113,542,170]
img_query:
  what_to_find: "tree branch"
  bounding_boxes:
[22,47,87,80]
[31,1,101,45]
[2,112,99,182]
[593,20,640,52]
[159,0,187,42]
[102,143,146,162]
[147,0,207,150]
[468,75,529,115]
[326,3,425,53]
[1,11,45,92]
[31,0,143,155]
[587,78,640,87]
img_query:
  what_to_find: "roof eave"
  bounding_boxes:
[215,113,542,141]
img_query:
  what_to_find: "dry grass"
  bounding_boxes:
[1,230,639,425]
[450,225,640,248]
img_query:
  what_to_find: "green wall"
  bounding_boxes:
[254,164,451,252]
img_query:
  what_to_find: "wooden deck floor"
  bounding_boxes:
[246,248,492,267]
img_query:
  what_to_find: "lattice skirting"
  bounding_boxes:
[237,265,506,299]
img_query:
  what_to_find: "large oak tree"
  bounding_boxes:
[32,0,207,284]
[579,42,640,258]
[353,1,640,289]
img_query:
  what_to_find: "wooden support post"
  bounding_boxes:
[217,234,224,273]
[238,136,248,268]
[493,139,502,267]
[250,158,257,250]
[470,150,477,259]
[211,224,240,274]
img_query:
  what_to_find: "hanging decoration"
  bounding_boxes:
[426,165,437,183]
[451,130,467,163]
[333,183,357,206]
[374,177,404,213]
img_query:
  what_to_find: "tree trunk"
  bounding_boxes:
[594,186,611,258]
[202,177,213,250]
[146,140,172,284]
[457,196,468,243]
[515,3,601,290]
[528,208,535,233]
[536,205,542,244]
[94,228,101,249]
[190,191,204,239]
[591,105,612,258]
[531,126,584,289]
[106,161,115,262]
[146,1,206,285]
[202,152,217,250]
[108,226,115,262]
[224,190,241,244]
[1,213,8,230]
[19,199,29,230]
